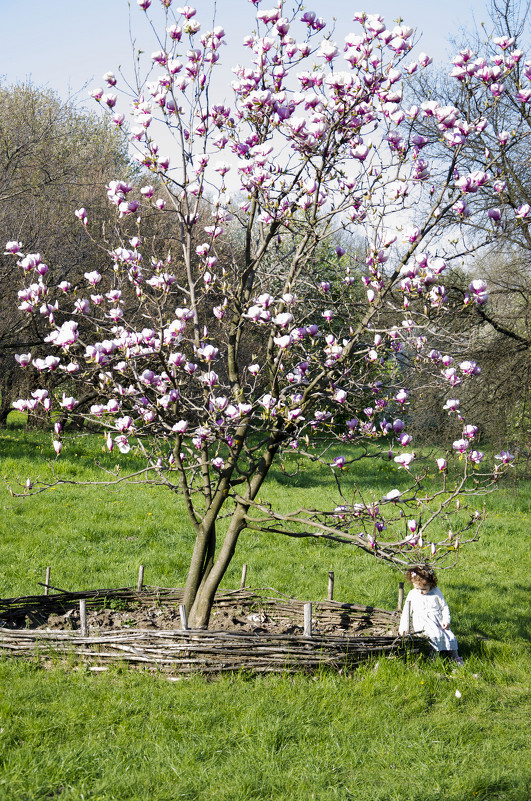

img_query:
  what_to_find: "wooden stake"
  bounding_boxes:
[397,581,404,612]
[327,571,334,601]
[179,604,189,631]
[240,563,247,589]
[303,602,312,638]
[79,599,87,637]
[44,567,51,596]
[137,565,144,592]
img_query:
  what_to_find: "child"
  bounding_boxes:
[398,564,464,664]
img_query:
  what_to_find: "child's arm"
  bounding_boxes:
[435,588,451,628]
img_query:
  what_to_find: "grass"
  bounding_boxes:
[0,418,530,800]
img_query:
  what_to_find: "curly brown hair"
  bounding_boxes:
[405,564,438,589]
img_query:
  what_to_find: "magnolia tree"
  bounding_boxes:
[7,1,517,627]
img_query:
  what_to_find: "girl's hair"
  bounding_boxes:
[405,564,438,589]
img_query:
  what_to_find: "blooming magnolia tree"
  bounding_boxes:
[7,1,517,627]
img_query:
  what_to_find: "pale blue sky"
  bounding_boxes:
[0,0,492,104]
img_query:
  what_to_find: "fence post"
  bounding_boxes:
[179,604,189,631]
[327,571,334,601]
[240,563,247,590]
[44,567,51,596]
[397,581,404,612]
[137,565,144,592]
[304,602,312,638]
[79,599,87,637]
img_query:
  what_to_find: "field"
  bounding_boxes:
[0,418,530,801]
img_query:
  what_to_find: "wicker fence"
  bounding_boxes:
[0,585,430,674]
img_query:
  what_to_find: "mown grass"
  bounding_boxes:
[0,418,530,801]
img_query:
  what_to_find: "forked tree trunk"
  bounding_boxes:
[182,523,216,612]
[188,505,248,628]
[185,434,283,627]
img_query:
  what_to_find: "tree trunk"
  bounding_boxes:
[188,505,247,628]
[182,522,216,611]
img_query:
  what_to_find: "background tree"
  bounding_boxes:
[8,3,516,627]
[403,0,531,451]
[0,83,132,424]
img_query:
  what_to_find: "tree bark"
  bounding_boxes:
[182,522,216,612]
[188,505,247,628]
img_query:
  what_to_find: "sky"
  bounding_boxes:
[0,0,494,105]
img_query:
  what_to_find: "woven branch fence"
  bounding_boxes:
[0,584,430,674]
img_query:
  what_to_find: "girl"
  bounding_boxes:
[399,564,464,664]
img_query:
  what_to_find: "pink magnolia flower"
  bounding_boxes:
[177,5,196,18]
[273,312,293,328]
[115,435,131,454]
[172,420,188,433]
[443,399,460,413]
[102,93,117,108]
[394,452,415,468]
[15,353,31,367]
[60,395,77,411]
[460,360,480,376]
[84,271,101,286]
[274,334,292,349]
[495,450,514,464]
[33,356,60,371]
[468,279,488,305]
[383,489,402,502]
[319,41,339,61]
[5,240,23,254]
[463,424,478,439]
[74,299,90,314]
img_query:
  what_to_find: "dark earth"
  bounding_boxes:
[12,601,398,638]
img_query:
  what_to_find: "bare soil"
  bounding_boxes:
[17,601,397,638]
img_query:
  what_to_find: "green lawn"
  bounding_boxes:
[0,420,530,801]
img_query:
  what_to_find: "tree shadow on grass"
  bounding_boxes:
[425,776,518,801]
[269,458,413,493]
[454,580,531,654]
[0,430,146,473]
